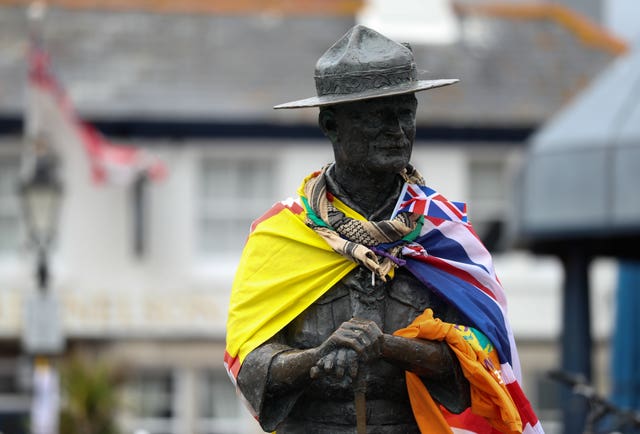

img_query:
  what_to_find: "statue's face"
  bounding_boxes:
[331,94,417,174]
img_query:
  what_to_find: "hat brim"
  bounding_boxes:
[273,78,459,109]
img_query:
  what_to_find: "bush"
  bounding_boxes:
[58,354,124,434]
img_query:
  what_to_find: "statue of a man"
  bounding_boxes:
[225,25,543,434]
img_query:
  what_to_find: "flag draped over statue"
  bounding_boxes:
[226,171,545,434]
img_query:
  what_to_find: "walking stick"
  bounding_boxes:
[355,367,367,434]
[309,358,368,433]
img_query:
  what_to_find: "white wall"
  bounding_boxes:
[2,131,618,344]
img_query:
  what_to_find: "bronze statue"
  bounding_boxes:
[225,25,543,434]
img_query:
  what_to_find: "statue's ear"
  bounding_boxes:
[319,107,338,142]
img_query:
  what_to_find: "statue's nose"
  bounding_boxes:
[381,114,404,136]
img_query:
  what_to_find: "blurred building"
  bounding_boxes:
[0,0,628,433]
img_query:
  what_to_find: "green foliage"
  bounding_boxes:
[58,354,124,434]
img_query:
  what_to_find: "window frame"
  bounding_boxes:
[119,368,177,434]
[194,368,244,434]
[0,149,23,258]
[465,148,521,252]
[197,150,278,257]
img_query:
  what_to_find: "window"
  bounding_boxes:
[467,157,508,252]
[0,357,30,427]
[199,157,276,255]
[0,156,21,255]
[119,367,247,434]
[195,369,242,434]
[121,370,174,434]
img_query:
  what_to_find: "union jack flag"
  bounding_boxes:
[395,184,468,224]
[393,182,544,434]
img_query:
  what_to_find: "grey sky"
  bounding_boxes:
[605,0,640,42]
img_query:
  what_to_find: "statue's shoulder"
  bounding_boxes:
[249,197,305,233]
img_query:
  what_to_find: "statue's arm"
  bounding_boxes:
[237,318,382,432]
[381,334,455,377]
[237,342,316,432]
[381,334,470,413]
[265,346,321,391]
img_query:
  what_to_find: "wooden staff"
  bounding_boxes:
[355,368,367,434]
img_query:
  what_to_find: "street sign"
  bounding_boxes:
[22,292,65,355]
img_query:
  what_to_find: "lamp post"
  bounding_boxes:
[19,152,62,292]
[19,149,64,434]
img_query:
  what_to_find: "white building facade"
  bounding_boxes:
[0,128,619,433]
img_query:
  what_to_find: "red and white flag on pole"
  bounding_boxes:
[27,38,167,185]
[75,119,167,185]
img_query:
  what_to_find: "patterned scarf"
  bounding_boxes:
[302,164,425,281]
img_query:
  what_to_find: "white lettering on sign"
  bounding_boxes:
[0,289,227,338]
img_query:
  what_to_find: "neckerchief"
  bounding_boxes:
[302,164,425,281]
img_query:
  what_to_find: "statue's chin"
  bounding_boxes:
[365,157,410,175]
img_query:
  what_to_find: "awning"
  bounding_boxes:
[518,39,640,257]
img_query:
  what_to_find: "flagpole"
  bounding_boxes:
[25,1,47,144]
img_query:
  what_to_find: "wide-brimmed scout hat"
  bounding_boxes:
[274,25,459,109]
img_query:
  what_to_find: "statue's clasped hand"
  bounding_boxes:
[310,318,383,381]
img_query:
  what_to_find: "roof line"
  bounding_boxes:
[0,0,363,16]
[0,115,534,143]
[453,1,628,56]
